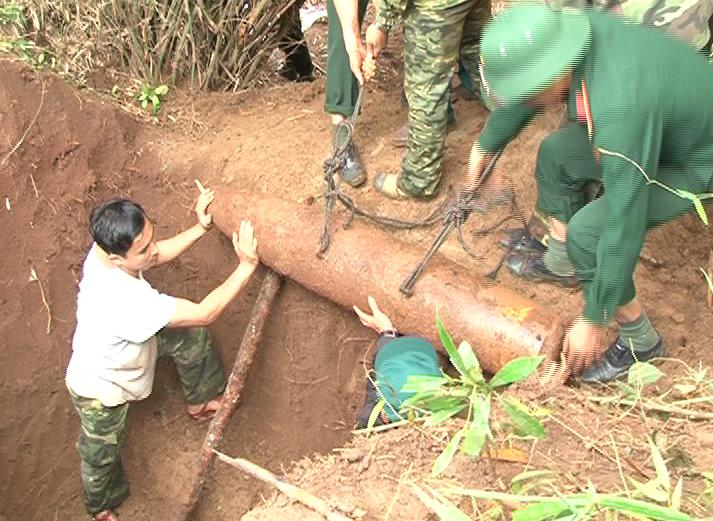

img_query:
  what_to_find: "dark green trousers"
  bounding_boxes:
[69,327,225,514]
[325,0,369,116]
[536,123,710,309]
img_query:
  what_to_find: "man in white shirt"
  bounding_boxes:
[65,189,259,521]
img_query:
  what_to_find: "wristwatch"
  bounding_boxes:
[381,329,400,338]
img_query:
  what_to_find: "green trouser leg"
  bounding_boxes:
[70,390,130,515]
[325,0,369,116]
[156,327,226,406]
[535,123,710,311]
[400,0,489,197]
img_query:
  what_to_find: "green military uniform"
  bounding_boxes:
[356,335,441,427]
[325,0,370,116]
[376,0,491,197]
[69,327,225,514]
[479,9,713,324]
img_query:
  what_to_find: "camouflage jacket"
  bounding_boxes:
[548,0,713,49]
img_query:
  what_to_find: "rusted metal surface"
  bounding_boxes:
[211,190,565,374]
[175,269,283,521]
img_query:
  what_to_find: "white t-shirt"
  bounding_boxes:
[66,244,177,406]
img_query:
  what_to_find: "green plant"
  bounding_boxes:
[136,84,169,116]
[398,316,545,477]
[0,2,25,28]
[413,437,699,520]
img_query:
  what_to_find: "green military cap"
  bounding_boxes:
[480,3,592,104]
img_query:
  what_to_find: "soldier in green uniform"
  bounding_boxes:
[467,4,713,383]
[365,0,491,199]
[488,0,713,251]
[66,191,260,520]
[352,297,442,428]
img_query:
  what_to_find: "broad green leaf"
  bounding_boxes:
[401,375,449,393]
[511,500,572,521]
[628,362,663,387]
[457,340,484,384]
[649,438,671,491]
[365,398,386,437]
[598,496,691,520]
[141,98,148,109]
[411,485,472,521]
[490,356,545,388]
[423,404,467,427]
[499,397,546,439]
[671,477,683,510]
[154,84,169,96]
[432,428,465,477]
[401,394,465,413]
[436,314,467,378]
[462,394,491,457]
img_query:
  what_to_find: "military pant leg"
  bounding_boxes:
[566,164,712,313]
[325,0,369,116]
[156,327,226,405]
[534,123,602,223]
[69,390,130,515]
[400,0,479,197]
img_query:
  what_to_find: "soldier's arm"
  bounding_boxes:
[333,0,361,48]
[169,221,259,328]
[464,103,537,187]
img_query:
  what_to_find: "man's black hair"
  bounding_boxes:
[89,199,146,256]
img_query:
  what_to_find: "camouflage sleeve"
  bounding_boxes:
[375,0,408,27]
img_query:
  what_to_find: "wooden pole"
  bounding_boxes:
[213,450,353,521]
[174,269,284,521]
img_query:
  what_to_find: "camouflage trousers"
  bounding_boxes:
[399,0,491,197]
[69,327,226,514]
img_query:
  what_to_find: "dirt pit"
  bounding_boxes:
[2,32,713,520]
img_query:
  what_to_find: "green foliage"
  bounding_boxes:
[137,83,169,116]
[402,316,545,476]
[0,2,25,28]
[0,3,52,69]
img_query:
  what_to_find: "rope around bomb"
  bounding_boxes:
[318,87,447,255]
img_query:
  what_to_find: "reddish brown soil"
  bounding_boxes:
[1,19,713,521]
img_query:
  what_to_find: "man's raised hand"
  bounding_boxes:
[353,296,395,334]
[232,220,259,267]
[194,180,215,230]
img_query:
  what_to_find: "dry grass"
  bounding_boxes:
[7,0,300,90]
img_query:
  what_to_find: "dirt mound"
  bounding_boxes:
[0,60,367,521]
[2,21,713,518]
[243,387,713,520]
[0,61,154,516]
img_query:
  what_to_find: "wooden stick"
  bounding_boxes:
[174,269,283,521]
[213,450,353,521]
[588,395,713,420]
